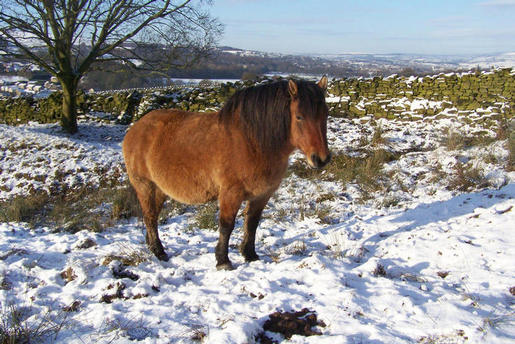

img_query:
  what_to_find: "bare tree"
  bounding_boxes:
[0,0,222,133]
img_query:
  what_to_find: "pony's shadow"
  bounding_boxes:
[24,121,126,147]
[359,183,514,258]
[280,183,514,266]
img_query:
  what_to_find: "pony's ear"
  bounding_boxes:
[317,76,328,90]
[288,79,298,98]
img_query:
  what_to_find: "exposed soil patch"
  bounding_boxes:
[112,265,139,281]
[256,308,325,343]
[100,282,126,303]
[63,300,81,312]
[60,266,77,284]
[75,238,97,249]
[437,271,450,279]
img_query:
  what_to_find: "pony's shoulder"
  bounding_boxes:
[150,108,189,117]
[140,108,189,122]
[138,109,219,131]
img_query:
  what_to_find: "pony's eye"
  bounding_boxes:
[296,115,304,121]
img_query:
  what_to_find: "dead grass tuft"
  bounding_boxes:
[47,187,109,233]
[447,162,490,192]
[98,312,154,340]
[0,192,49,225]
[313,204,335,224]
[477,312,515,336]
[323,232,349,259]
[264,247,281,263]
[442,127,496,151]
[59,267,77,285]
[62,301,81,313]
[193,202,218,231]
[0,181,144,233]
[373,263,387,277]
[327,150,399,194]
[102,246,152,267]
[507,121,515,171]
[0,248,28,261]
[418,329,468,343]
[291,149,398,191]
[190,325,208,342]
[371,125,387,146]
[0,304,69,344]
[289,160,321,180]
[159,200,190,225]
[111,185,141,220]
[0,273,11,291]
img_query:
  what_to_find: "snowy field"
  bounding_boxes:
[0,107,514,343]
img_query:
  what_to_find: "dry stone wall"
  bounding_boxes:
[0,69,512,125]
[0,91,90,125]
[328,68,514,120]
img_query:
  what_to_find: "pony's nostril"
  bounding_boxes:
[311,154,329,168]
[310,153,331,168]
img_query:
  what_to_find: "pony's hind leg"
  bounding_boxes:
[240,194,271,262]
[131,176,168,261]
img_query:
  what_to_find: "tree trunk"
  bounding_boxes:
[60,77,79,134]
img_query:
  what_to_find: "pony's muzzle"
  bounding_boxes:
[310,152,331,169]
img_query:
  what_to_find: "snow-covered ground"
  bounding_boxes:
[460,53,515,70]
[0,109,514,343]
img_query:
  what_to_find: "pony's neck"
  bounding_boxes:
[257,140,296,164]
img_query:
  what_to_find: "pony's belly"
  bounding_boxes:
[156,176,218,205]
[167,190,217,205]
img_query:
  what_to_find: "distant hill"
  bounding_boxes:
[157,47,515,80]
[3,44,513,90]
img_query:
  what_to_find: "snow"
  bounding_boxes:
[0,75,29,83]
[0,121,126,199]
[409,98,443,112]
[0,109,514,343]
[460,53,515,69]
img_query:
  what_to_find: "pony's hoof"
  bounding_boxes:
[216,262,234,271]
[154,251,169,262]
[244,254,260,262]
[240,246,259,262]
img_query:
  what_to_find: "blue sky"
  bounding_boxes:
[210,0,515,55]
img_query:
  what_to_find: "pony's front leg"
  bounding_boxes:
[215,193,242,270]
[240,194,271,262]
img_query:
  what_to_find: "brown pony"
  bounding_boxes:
[122,77,331,270]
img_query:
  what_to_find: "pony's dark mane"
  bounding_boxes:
[218,79,325,153]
